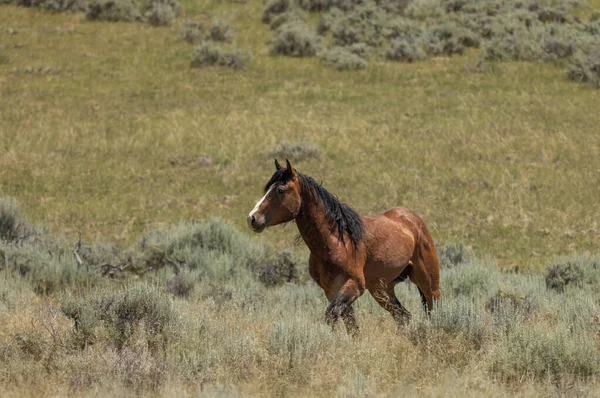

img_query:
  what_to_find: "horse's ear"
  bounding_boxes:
[285,159,297,177]
[275,159,283,170]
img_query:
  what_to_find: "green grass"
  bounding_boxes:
[0,1,599,274]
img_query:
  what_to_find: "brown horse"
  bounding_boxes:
[247,160,441,334]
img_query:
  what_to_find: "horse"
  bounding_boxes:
[247,160,441,335]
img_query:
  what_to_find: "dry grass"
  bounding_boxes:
[1,253,599,396]
[1,2,600,393]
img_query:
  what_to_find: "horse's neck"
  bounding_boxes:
[295,199,333,259]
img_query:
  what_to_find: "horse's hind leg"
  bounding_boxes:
[417,287,428,313]
[368,284,411,326]
[409,241,441,313]
[341,305,358,336]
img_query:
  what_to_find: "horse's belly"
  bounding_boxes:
[363,253,413,288]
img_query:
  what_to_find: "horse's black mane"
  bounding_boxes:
[264,168,363,248]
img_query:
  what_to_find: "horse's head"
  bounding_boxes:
[247,159,302,233]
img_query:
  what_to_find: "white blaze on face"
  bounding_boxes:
[248,185,274,221]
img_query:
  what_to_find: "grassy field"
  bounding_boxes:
[1,0,600,396]
[1,0,599,269]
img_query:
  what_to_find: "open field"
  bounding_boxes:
[1,0,600,396]
[1,0,599,269]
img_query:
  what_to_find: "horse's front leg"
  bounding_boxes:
[325,276,364,336]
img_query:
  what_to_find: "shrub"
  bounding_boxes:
[191,42,249,69]
[167,271,196,297]
[535,5,571,24]
[0,198,32,243]
[255,251,301,286]
[376,0,409,15]
[14,0,87,12]
[266,141,323,160]
[209,20,232,43]
[544,257,599,292]
[269,9,306,31]
[383,17,423,39]
[404,0,446,20]
[330,0,364,12]
[317,7,344,35]
[271,22,320,57]
[320,46,368,70]
[542,37,574,59]
[11,331,46,361]
[262,0,290,24]
[297,0,329,12]
[144,0,180,27]
[486,287,537,316]
[568,49,600,88]
[584,21,600,36]
[422,23,480,56]
[545,260,585,292]
[146,219,265,280]
[409,297,488,349]
[331,3,390,46]
[386,37,426,62]
[61,296,100,348]
[436,241,471,268]
[40,0,88,12]
[62,284,177,350]
[443,259,499,298]
[86,0,142,22]
[179,21,204,44]
[267,318,336,369]
[491,325,600,381]
[345,42,371,57]
[482,34,542,61]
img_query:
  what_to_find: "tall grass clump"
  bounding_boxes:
[271,21,320,57]
[190,42,249,69]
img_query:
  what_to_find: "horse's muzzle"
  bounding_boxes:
[247,214,266,232]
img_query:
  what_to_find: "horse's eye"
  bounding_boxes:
[276,186,285,196]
